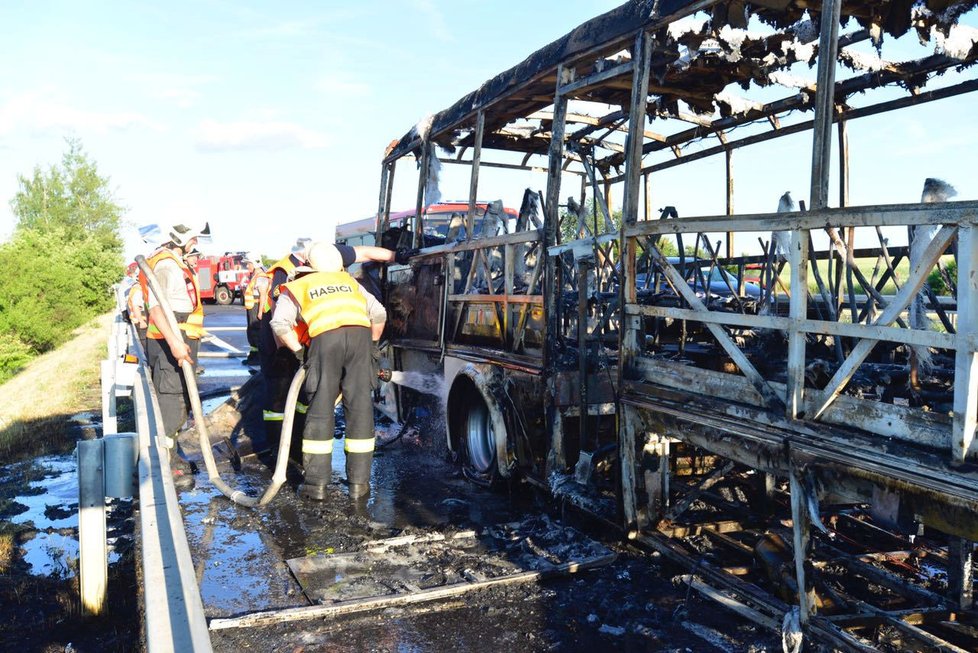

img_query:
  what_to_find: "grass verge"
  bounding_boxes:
[0,313,112,462]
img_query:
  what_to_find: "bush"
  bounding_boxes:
[0,227,121,354]
[927,258,957,295]
[0,333,33,384]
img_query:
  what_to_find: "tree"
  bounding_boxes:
[10,138,124,250]
[558,196,678,257]
[0,140,125,381]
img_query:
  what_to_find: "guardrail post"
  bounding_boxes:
[104,433,137,498]
[78,439,107,616]
[101,359,118,435]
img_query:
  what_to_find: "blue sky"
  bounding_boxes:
[1,1,975,260]
[0,0,622,258]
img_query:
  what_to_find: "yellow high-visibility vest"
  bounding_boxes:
[281,271,370,338]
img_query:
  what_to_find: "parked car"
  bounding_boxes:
[635,257,762,299]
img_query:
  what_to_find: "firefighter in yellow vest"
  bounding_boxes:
[270,242,388,500]
[257,237,312,451]
[242,253,267,366]
[143,221,210,490]
[258,238,407,455]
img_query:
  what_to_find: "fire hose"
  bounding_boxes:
[137,255,300,507]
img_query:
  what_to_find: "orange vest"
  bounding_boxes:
[137,248,165,311]
[243,269,265,310]
[295,320,310,346]
[145,249,205,340]
[282,271,370,338]
[261,255,298,313]
[126,283,143,318]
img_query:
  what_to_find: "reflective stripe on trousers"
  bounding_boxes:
[345,438,375,454]
[302,438,334,455]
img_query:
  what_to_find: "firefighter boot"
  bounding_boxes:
[345,439,374,499]
[168,441,195,491]
[298,451,332,501]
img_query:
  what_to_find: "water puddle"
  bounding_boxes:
[201,394,232,414]
[8,455,78,530]
[20,530,78,577]
[2,453,131,577]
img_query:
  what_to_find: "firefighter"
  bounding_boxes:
[257,237,313,451]
[270,242,388,500]
[257,239,410,454]
[143,221,211,490]
[126,265,149,356]
[242,253,267,366]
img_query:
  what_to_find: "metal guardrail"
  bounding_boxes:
[85,282,212,652]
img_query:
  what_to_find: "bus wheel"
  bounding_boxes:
[215,285,233,305]
[462,396,496,477]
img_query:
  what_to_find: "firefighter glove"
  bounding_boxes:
[394,247,419,265]
[370,343,383,390]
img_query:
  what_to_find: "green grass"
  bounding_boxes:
[0,314,110,462]
[773,256,954,296]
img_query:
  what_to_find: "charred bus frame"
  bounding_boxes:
[371,0,978,648]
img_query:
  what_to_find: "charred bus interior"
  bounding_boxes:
[361,0,978,649]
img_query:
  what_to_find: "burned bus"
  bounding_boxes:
[368,0,978,648]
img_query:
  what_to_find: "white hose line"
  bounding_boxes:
[259,365,305,506]
[136,255,295,508]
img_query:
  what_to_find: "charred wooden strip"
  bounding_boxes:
[666,461,736,520]
[844,597,972,653]
[821,544,948,607]
[657,520,745,538]
[825,607,951,626]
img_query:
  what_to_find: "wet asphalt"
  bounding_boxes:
[185,304,778,652]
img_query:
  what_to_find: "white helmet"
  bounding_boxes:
[307,242,343,272]
[168,221,211,247]
[291,237,313,260]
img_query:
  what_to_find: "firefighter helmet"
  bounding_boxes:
[168,221,210,247]
[307,242,343,272]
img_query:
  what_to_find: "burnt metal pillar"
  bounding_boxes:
[951,222,978,608]
[378,160,396,290]
[577,257,592,456]
[789,468,817,626]
[725,147,734,259]
[414,142,429,249]
[544,64,570,473]
[643,172,651,222]
[619,29,653,529]
[466,111,485,238]
[790,0,842,630]
[376,161,390,236]
[948,537,975,610]
[953,222,978,463]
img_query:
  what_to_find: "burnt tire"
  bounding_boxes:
[461,396,496,477]
[215,285,233,305]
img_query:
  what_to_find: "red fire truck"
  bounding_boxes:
[195,253,249,305]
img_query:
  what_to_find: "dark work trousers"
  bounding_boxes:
[259,311,287,449]
[301,325,375,487]
[261,347,307,456]
[258,308,307,456]
[245,304,260,357]
[137,326,148,361]
[146,320,200,439]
